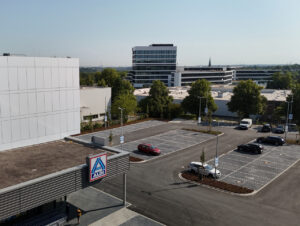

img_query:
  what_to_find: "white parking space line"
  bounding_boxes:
[116,129,218,162]
[221,150,277,181]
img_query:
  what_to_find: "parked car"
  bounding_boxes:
[137,143,161,155]
[239,118,252,130]
[237,143,263,154]
[188,162,221,178]
[256,136,285,146]
[274,125,285,134]
[261,124,272,132]
[288,123,298,132]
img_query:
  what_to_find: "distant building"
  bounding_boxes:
[0,55,80,152]
[128,44,177,88]
[172,66,234,86]
[134,85,291,118]
[80,87,111,122]
[235,69,280,85]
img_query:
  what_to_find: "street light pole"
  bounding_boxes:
[285,101,290,140]
[197,96,207,125]
[118,107,124,150]
[105,96,107,129]
[198,97,202,124]
[215,119,219,178]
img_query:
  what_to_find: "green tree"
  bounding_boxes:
[138,80,173,118]
[100,68,119,87]
[267,72,293,89]
[112,78,134,101]
[227,80,267,118]
[85,74,94,86]
[97,78,107,87]
[291,83,300,126]
[167,103,183,119]
[111,94,137,122]
[181,79,217,115]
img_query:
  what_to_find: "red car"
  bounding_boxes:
[137,143,161,155]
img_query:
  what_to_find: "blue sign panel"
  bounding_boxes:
[89,153,107,182]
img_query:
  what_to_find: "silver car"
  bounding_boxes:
[189,161,221,178]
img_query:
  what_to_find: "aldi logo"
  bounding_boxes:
[89,153,107,182]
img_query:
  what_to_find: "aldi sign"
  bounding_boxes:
[88,153,107,182]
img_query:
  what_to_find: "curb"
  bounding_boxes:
[178,172,255,197]
[180,142,300,197]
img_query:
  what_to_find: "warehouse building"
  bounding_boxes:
[80,87,111,122]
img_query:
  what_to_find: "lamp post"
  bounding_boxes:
[285,96,293,140]
[197,96,207,125]
[118,107,124,150]
[104,96,107,128]
[215,119,219,178]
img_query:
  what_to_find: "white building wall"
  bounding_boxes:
[80,87,111,122]
[0,56,80,151]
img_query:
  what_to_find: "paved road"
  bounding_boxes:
[94,123,300,226]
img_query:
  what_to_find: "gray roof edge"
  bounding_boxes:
[0,137,130,195]
[65,136,130,159]
[0,163,86,195]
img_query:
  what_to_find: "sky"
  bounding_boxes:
[0,0,300,66]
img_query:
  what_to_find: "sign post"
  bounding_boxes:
[215,157,219,167]
[198,116,201,124]
[120,135,124,144]
[88,153,107,182]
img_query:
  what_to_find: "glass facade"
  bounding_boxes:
[131,44,177,87]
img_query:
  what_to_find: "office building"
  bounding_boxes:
[128,44,177,88]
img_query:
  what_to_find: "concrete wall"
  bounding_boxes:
[0,56,80,152]
[80,87,111,122]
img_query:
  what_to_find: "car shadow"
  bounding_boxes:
[132,149,156,156]
[234,149,261,155]
[234,126,247,130]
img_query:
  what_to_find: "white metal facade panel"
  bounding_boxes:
[0,56,80,151]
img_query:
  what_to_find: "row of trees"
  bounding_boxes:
[266,71,299,89]
[138,80,218,121]
[80,68,137,122]
[80,68,299,128]
[138,79,270,123]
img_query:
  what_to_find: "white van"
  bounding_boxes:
[239,118,252,130]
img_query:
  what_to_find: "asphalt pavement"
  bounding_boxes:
[94,122,300,226]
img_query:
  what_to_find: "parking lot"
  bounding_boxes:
[114,129,216,161]
[207,144,300,191]
[76,120,167,142]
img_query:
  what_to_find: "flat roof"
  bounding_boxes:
[134,86,291,102]
[0,140,112,189]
